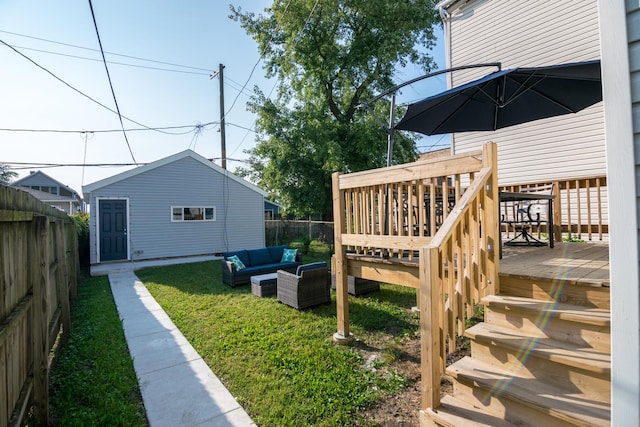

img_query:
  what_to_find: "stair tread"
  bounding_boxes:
[448,356,610,426]
[426,395,524,427]
[483,295,611,326]
[466,322,611,374]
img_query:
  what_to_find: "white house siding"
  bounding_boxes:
[598,0,640,423]
[443,0,605,186]
[87,156,264,264]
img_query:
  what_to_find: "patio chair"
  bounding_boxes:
[277,262,330,309]
[503,184,554,246]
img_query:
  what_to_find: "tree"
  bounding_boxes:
[0,163,17,185]
[231,0,440,219]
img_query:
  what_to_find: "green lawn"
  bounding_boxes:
[47,241,420,426]
[48,275,147,427]
[137,242,420,426]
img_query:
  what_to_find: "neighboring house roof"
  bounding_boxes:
[12,170,82,200]
[14,186,80,203]
[82,149,268,197]
[265,200,282,209]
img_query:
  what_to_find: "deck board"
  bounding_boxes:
[500,242,609,285]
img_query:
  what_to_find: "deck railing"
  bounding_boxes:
[332,144,499,414]
[500,175,608,242]
[419,142,499,410]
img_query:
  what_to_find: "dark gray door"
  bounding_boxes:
[99,199,127,261]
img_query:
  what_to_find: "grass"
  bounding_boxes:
[136,241,420,426]
[46,241,419,426]
[48,275,147,427]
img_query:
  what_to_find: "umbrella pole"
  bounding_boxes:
[383,93,397,258]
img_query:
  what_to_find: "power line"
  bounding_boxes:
[0,122,217,134]
[0,29,214,73]
[87,0,136,164]
[0,39,189,135]
[221,0,294,121]
[228,0,319,157]
[12,44,212,76]
[5,157,250,169]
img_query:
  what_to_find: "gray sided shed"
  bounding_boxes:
[83,150,267,267]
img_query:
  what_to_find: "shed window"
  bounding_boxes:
[171,206,216,222]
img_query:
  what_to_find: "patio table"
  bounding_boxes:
[499,191,554,258]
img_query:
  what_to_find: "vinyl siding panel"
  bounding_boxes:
[446,0,605,187]
[88,156,264,264]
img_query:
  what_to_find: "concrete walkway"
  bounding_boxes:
[108,271,255,427]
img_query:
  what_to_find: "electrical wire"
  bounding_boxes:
[0,39,191,136]
[0,29,214,72]
[221,0,294,121]
[12,44,212,76]
[0,122,217,134]
[87,0,136,164]
[228,0,319,157]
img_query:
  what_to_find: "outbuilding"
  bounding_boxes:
[82,149,267,274]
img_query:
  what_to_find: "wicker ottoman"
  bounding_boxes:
[331,274,380,296]
[251,273,278,297]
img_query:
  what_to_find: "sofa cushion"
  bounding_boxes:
[225,250,250,267]
[248,248,272,266]
[296,261,327,276]
[268,245,288,263]
[281,248,298,263]
[227,255,246,271]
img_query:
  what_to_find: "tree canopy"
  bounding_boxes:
[231,0,440,219]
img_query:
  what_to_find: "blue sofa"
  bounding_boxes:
[221,245,303,287]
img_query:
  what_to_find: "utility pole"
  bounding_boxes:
[218,63,226,169]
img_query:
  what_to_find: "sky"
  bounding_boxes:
[0,1,446,196]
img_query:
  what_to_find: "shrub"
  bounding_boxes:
[70,212,90,267]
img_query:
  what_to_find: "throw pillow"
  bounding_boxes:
[227,255,246,271]
[281,248,298,263]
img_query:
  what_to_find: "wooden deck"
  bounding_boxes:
[500,241,610,286]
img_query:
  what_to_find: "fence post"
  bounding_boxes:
[56,220,71,336]
[30,215,49,425]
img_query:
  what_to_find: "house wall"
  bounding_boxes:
[442,0,605,186]
[599,0,640,424]
[88,156,265,264]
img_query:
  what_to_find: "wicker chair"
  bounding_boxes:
[277,262,330,309]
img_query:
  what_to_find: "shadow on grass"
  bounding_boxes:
[138,260,417,337]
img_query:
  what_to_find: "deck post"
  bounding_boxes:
[332,172,354,344]
[482,142,500,296]
[420,246,441,410]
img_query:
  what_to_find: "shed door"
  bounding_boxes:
[99,199,127,261]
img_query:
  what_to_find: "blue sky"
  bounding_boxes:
[1,1,446,195]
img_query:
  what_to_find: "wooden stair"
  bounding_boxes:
[422,273,611,427]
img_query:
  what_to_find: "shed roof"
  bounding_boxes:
[82,149,268,197]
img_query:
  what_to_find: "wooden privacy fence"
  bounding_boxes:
[0,186,78,426]
[500,175,608,242]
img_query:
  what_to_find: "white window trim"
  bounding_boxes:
[171,206,216,222]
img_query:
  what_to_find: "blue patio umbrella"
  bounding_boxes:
[394,60,602,136]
